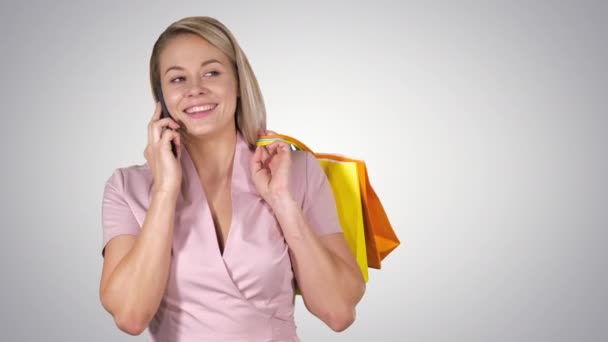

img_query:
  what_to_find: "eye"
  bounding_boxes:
[204,70,220,77]
[170,76,185,83]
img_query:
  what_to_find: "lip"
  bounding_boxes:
[183,102,217,111]
[184,103,218,119]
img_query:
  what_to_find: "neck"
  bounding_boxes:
[184,128,238,183]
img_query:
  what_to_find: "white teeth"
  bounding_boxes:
[185,104,217,114]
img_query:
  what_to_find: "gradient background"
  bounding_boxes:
[1,0,606,341]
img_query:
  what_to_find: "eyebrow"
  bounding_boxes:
[163,59,222,75]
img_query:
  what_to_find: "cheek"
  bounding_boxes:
[165,89,183,109]
[218,78,238,98]
[216,80,238,107]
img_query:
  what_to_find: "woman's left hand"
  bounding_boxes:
[250,130,293,205]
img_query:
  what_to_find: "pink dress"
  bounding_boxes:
[101,132,343,341]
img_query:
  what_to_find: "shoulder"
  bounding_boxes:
[290,150,317,181]
[289,149,330,197]
[290,150,309,168]
[285,150,313,205]
[103,162,153,198]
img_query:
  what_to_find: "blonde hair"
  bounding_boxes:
[149,16,266,145]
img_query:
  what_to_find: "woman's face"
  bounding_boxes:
[158,34,238,139]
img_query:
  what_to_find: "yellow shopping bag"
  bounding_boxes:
[317,158,368,282]
[257,134,400,281]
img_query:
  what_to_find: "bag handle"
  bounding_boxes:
[256,134,314,153]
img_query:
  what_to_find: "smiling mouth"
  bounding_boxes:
[184,104,218,114]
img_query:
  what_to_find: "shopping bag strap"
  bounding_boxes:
[256,134,314,153]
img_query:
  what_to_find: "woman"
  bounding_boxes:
[99,16,365,341]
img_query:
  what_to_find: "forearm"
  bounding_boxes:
[271,196,364,325]
[102,191,177,329]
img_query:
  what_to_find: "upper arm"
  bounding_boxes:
[99,235,136,307]
[99,169,141,306]
[101,169,141,256]
[319,233,362,278]
[301,152,343,236]
[300,151,364,281]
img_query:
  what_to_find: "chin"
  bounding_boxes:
[184,126,216,139]
[183,122,234,140]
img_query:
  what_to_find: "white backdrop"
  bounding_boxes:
[0,1,606,341]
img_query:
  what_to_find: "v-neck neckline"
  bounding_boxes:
[181,132,243,259]
[204,176,233,256]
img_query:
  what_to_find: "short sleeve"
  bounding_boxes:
[302,152,343,236]
[101,169,141,256]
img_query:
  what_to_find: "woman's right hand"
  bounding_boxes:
[144,102,183,196]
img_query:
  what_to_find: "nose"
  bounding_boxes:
[186,78,209,97]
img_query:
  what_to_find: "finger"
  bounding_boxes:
[261,145,270,165]
[264,141,278,154]
[154,117,180,130]
[149,103,169,143]
[275,142,290,156]
[250,146,263,172]
[265,140,288,155]
[148,102,162,143]
[160,129,179,155]
[252,148,271,179]
[153,101,162,120]
[265,129,278,136]
[160,128,179,144]
[175,132,182,160]
[151,118,181,143]
[252,145,270,170]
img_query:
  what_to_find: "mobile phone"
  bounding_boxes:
[156,86,178,158]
